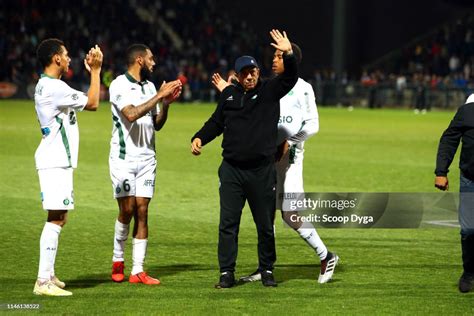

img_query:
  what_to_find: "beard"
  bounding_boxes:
[140,66,153,81]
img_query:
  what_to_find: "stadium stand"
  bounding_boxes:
[1,1,473,107]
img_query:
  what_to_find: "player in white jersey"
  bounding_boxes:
[212,43,338,284]
[109,44,182,285]
[33,38,103,296]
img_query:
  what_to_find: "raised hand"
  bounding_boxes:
[212,73,230,92]
[270,29,292,54]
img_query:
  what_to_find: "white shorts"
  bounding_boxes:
[109,157,157,198]
[276,148,304,211]
[38,168,74,210]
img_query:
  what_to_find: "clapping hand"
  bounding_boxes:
[84,45,103,72]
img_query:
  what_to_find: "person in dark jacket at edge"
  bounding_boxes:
[190,29,297,289]
[435,93,474,293]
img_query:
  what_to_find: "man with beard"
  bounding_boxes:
[108,44,182,285]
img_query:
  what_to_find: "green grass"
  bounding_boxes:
[0,100,472,314]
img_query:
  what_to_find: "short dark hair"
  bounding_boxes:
[126,44,150,66]
[36,38,65,69]
[291,43,302,64]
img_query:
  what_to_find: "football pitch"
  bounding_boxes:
[0,100,473,314]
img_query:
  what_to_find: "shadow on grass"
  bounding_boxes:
[66,273,110,289]
[147,263,214,278]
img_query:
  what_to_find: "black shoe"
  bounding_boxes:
[261,270,277,287]
[215,272,235,289]
[458,272,474,293]
[239,269,261,282]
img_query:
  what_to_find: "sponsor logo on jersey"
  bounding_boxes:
[144,179,155,187]
[279,116,293,124]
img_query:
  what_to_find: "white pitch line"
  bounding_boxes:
[424,220,460,228]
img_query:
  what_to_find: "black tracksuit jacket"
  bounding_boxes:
[435,102,474,180]
[192,54,298,166]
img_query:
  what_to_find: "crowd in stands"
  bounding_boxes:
[1,1,473,107]
[1,0,263,100]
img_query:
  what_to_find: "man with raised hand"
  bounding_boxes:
[109,44,181,285]
[33,39,103,296]
[191,29,297,288]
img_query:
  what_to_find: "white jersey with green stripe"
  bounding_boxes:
[277,78,319,164]
[109,73,158,161]
[34,75,88,170]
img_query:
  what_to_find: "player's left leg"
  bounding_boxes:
[128,158,160,285]
[280,159,338,283]
[34,168,73,296]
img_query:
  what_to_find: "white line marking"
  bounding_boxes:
[424,220,460,228]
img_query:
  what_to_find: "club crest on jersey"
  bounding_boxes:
[72,93,79,101]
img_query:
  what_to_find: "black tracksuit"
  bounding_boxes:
[193,54,297,273]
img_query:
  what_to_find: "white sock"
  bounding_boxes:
[131,238,147,275]
[37,222,61,283]
[297,227,328,261]
[112,220,129,262]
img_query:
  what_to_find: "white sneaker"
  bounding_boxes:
[51,276,65,289]
[33,280,72,296]
[239,270,261,282]
[318,252,339,284]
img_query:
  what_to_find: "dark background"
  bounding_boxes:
[218,0,472,76]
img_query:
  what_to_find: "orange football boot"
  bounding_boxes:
[111,261,125,282]
[129,272,161,285]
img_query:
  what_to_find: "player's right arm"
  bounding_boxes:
[83,45,103,111]
[120,80,182,123]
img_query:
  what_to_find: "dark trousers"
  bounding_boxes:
[217,159,276,273]
[460,173,474,274]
